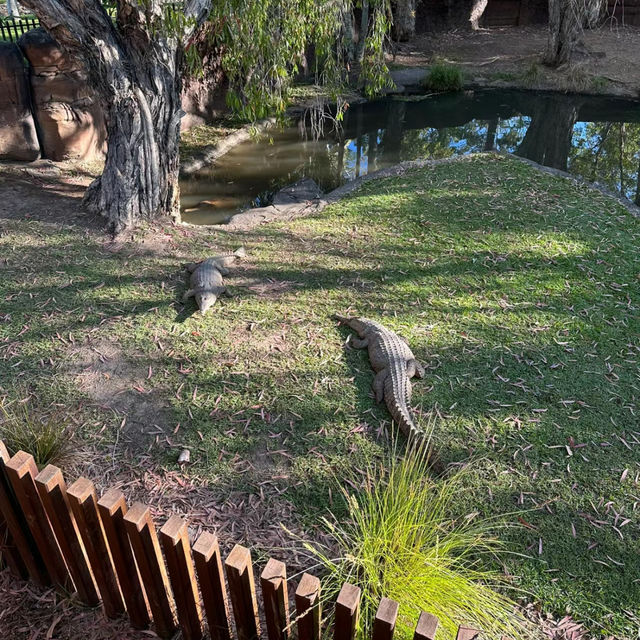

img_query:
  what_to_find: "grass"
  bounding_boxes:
[0,154,639,635]
[0,400,77,467]
[301,441,534,639]
[423,63,464,93]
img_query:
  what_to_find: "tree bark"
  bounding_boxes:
[18,0,211,232]
[544,0,583,67]
[7,0,21,17]
[584,0,606,28]
[470,0,488,29]
[357,0,370,62]
[393,0,416,41]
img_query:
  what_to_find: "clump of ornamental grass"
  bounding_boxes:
[300,442,536,639]
[0,401,76,467]
[423,63,464,92]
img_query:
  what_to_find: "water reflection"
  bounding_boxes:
[180,89,640,225]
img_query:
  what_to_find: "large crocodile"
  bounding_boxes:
[334,314,425,440]
[184,247,246,314]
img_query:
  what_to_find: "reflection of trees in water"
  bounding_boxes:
[319,98,640,204]
[569,122,640,204]
[516,96,580,171]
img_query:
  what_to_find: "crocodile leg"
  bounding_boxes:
[221,287,232,297]
[406,359,425,379]
[372,370,387,403]
[348,335,369,349]
[215,265,230,276]
[182,288,195,301]
[185,262,201,273]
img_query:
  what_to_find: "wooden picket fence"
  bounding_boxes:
[0,440,482,640]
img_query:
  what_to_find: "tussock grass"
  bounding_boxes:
[0,401,76,467]
[423,63,464,92]
[301,443,535,639]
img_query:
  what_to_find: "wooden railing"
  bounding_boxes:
[0,440,482,640]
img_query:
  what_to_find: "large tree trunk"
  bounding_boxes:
[470,0,488,29]
[83,63,183,231]
[7,0,21,17]
[18,0,211,232]
[393,0,416,41]
[544,0,604,66]
[544,0,583,67]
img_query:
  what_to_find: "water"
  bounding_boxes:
[180,89,640,225]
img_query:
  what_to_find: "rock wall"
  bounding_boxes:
[19,29,106,162]
[0,27,225,163]
[0,41,40,161]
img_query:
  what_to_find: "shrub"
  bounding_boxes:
[0,402,76,467]
[423,64,464,92]
[301,443,535,639]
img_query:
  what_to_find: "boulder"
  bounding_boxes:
[0,42,40,161]
[18,28,106,162]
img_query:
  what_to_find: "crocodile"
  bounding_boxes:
[334,314,425,440]
[184,247,246,314]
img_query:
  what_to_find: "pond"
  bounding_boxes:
[180,89,640,225]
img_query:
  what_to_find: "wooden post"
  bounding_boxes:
[160,515,203,640]
[224,544,260,640]
[295,573,321,640]
[261,558,289,640]
[35,465,99,606]
[413,612,439,640]
[4,451,70,589]
[456,627,481,640]
[0,443,44,583]
[97,488,150,630]
[123,503,176,640]
[193,531,231,640]
[372,598,399,640]
[334,583,361,640]
[67,477,125,618]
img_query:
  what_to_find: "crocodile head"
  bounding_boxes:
[196,291,218,315]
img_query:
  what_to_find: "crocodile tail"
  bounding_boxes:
[384,363,423,442]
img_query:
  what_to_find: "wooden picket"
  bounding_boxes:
[0,441,488,640]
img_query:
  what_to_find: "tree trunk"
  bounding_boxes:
[18,0,212,232]
[544,0,583,67]
[357,0,370,62]
[83,69,183,231]
[393,0,416,41]
[584,0,606,28]
[7,0,21,17]
[470,0,488,29]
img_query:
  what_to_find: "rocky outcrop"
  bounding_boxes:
[0,42,40,162]
[18,28,106,162]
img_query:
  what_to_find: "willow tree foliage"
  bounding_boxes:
[211,0,393,121]
[22,0,392,231]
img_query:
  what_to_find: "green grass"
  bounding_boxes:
[302,441,534,639]
[0,155,639,635]
[423,63,464,93]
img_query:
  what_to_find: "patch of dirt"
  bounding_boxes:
[0,169,102,229]
[70,338,175,452]
[392,25,640,96]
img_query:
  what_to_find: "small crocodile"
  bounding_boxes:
[184,247,246,314]
[334,314,425,440]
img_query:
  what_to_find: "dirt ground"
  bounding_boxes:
[391,25,640,97]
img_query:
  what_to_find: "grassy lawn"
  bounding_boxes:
[1,155,639,636]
